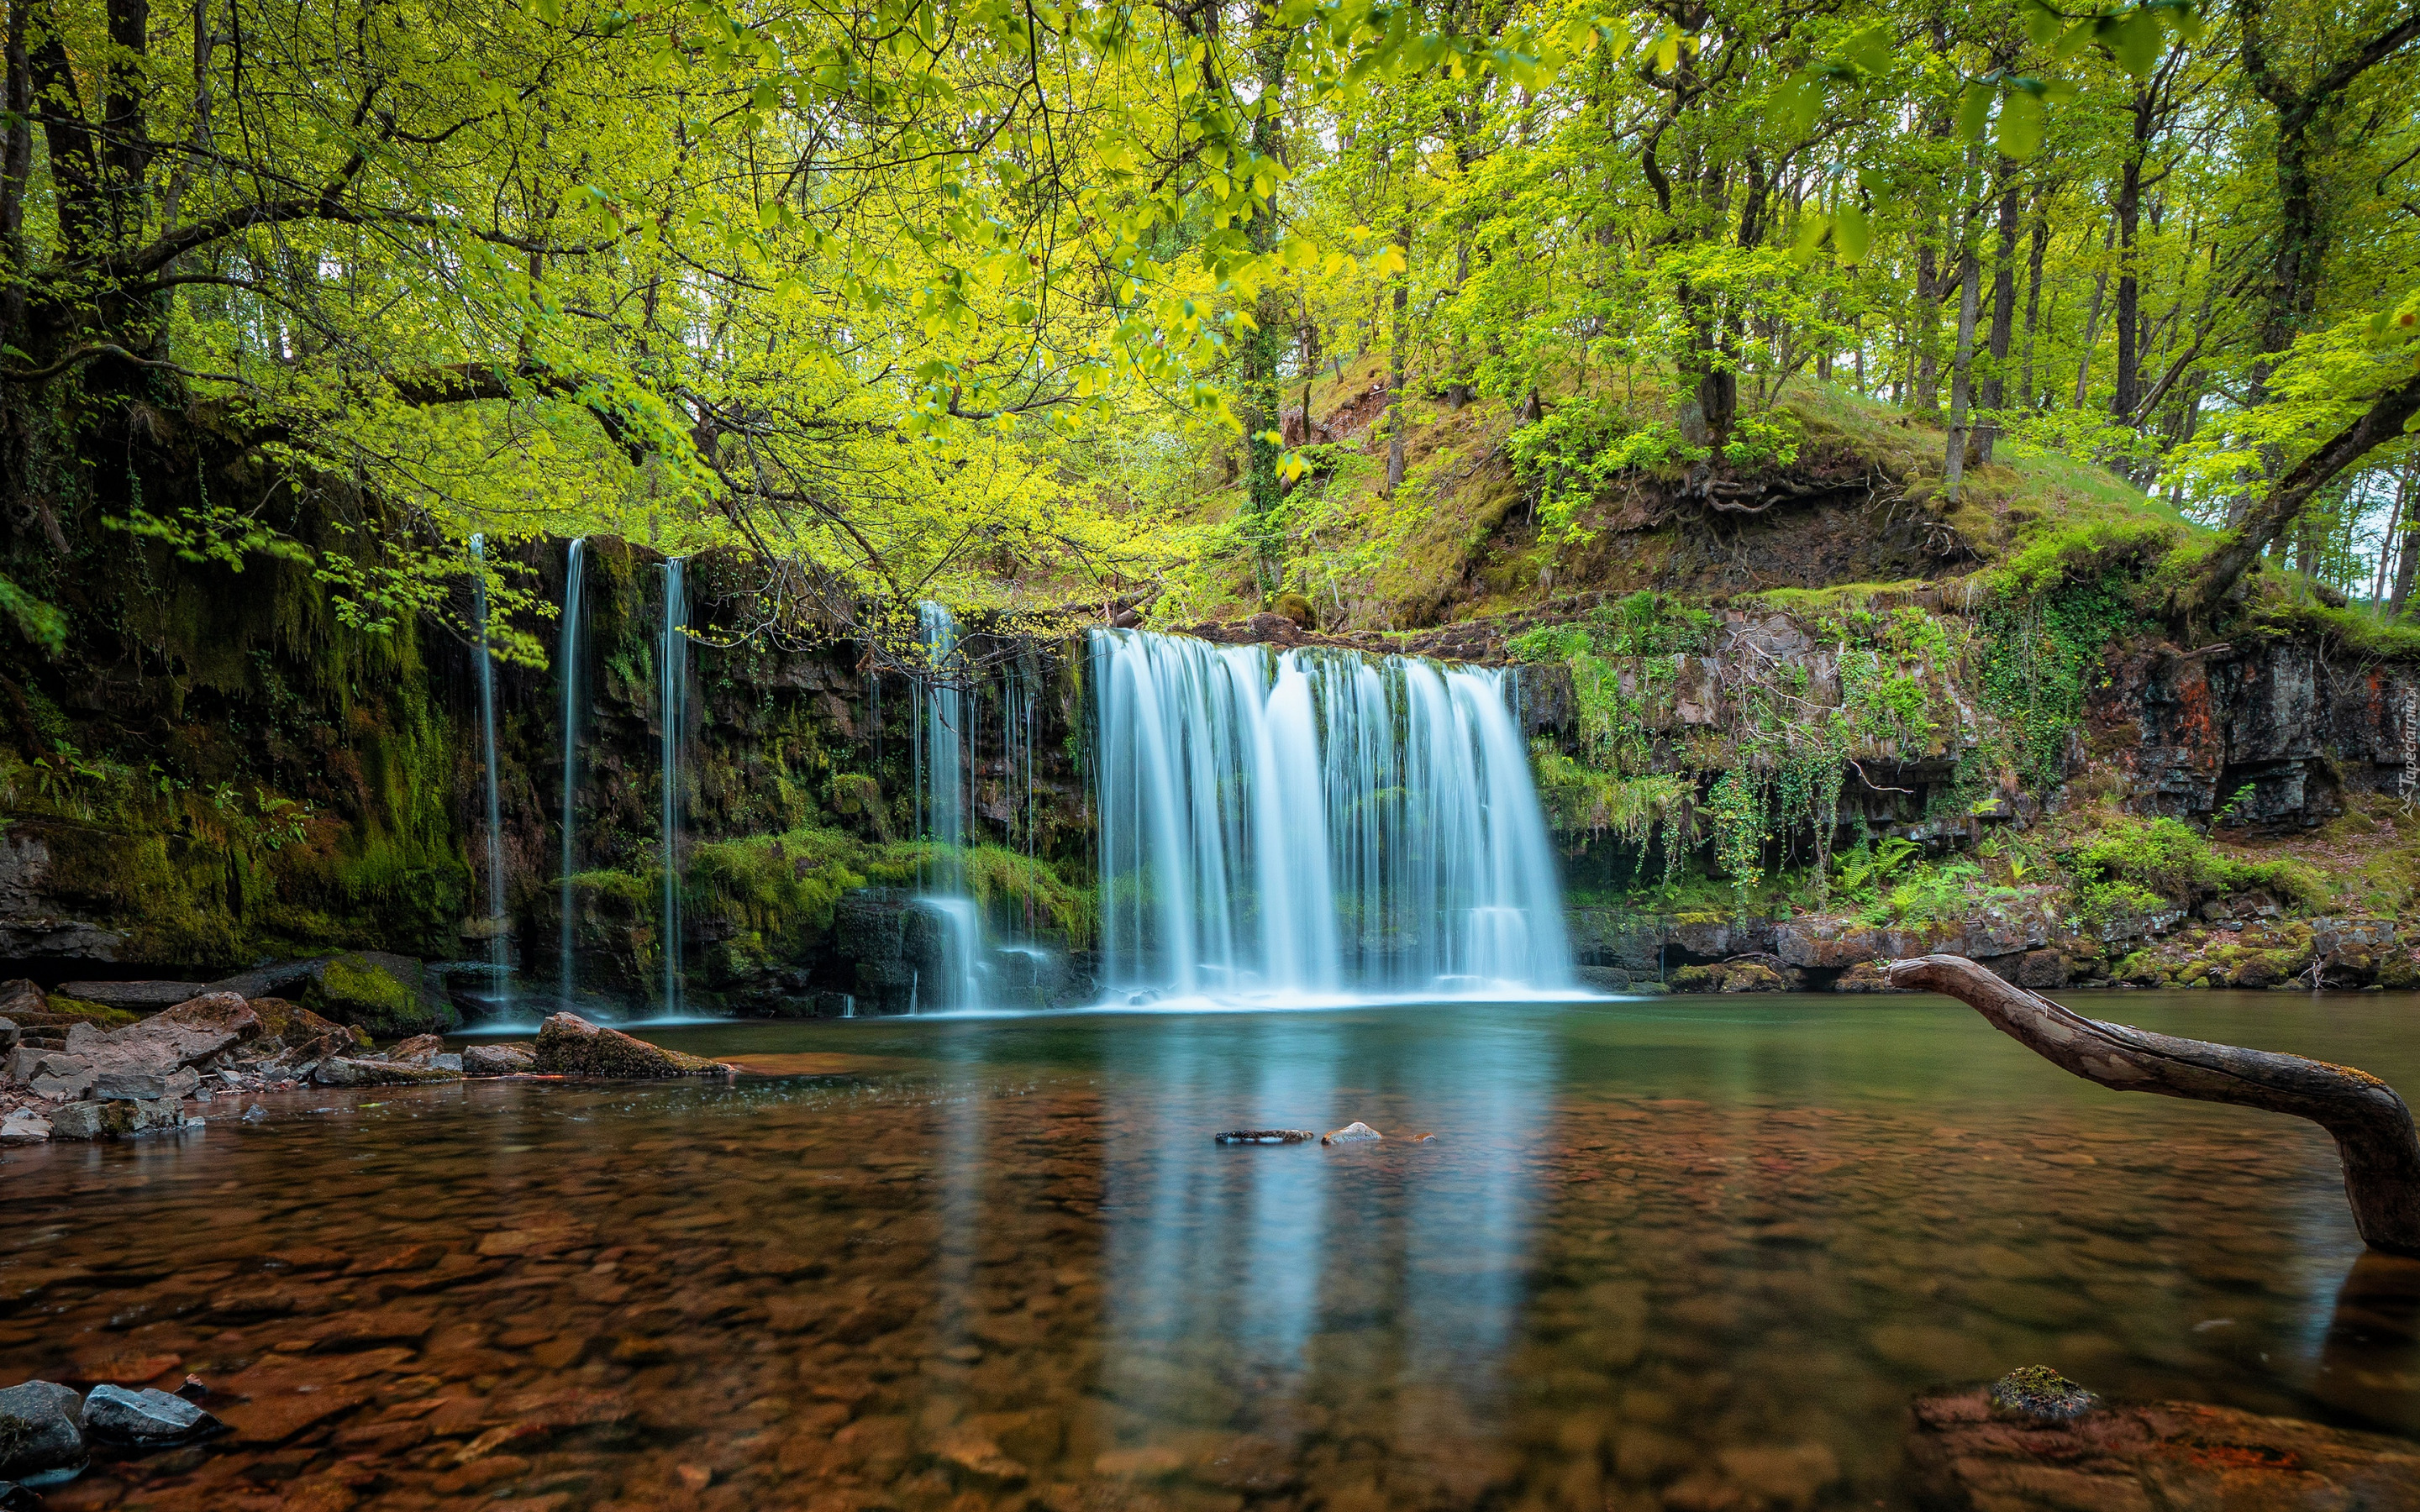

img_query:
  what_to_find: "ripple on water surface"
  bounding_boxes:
[3,992,2417,1510]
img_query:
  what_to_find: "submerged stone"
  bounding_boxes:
[82,1384,222,1446]
[1212,1129,1316,1145]
[313,1057,460,1088]
[1322,1121,1382,1144]
[1911,1383,2420,1509]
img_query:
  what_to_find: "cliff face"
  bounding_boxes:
[0,533,1092,1013]
[4,531,2415,1013]
[2087,639,2420,826]
[1516,601,2419,991]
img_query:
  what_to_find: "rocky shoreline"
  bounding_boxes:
[0,985,732,1146]
[1577,904,2420,995]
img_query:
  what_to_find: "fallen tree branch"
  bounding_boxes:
[1885,953,2420,1256]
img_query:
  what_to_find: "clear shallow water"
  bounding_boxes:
[4,991,2417,1511]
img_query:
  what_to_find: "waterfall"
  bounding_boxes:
[1091,630,1570,1004]
[913,602,983,1010]
[659,559,689,1016]
[556,538,587,1014]
[470,536,512,1009]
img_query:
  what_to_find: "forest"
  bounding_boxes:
[1,0,2416,659]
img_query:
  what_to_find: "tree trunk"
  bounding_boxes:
[1886,954,2420,1257]
[1385,221,1410,494]
[1238,7,1290,592]
[2018,206,2048,407]
[1913,234,1942,414]
[2391,465,2418,620]
[1944,241,1981,501]
[2110,90,2150,420]
[2072,220,2116,410]
[1977,176,2020,465]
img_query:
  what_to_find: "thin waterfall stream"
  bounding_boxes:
[913,602,983,1011]
[659,559,689,1017]
[469,535,513,1010]
[1091,628,1570,1005]
[557,538,587,1013]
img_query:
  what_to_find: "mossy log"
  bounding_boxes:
[1886,953,2420,1257]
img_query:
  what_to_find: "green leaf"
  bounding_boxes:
[2023,0,2064,49]
[2098,8,2165,79]
[1834,203,1870,265]
[1956,81,1993,144]
[1996,87,2045,160]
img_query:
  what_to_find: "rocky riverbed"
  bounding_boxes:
[0,984,732,1145]
[3,995,2417,1512]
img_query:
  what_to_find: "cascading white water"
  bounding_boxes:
[659,559,689,1016]
[470,536,513,1008]
[913,602,984,1011]
[1092,630,1570,1003]
[557,538,587,1013]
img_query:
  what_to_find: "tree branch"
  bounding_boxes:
[2175,365,2420,617]
[1886,953,2420,1256]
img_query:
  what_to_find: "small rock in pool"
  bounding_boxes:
[1322,1121,1381,1145]
[82,1383,224,1446]
[1213,1129,1316,1145]
[462,1042,537,1077]
[0,1380,87,1482]
[1987,1365,2097,1421]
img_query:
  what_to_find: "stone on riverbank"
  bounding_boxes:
[534,1014,731,1079]
[462,1042,537,1076]
[82,1384,221,1447]
[0,1380,86,1482]
[1907,1383,2420,1509]
[313,1057,460,1088]
[50,1097,187,1140]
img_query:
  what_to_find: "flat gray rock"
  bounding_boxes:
[82,1383,221,1446]
[52,980,209,1010]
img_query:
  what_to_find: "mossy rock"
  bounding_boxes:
[248,996,370,1049]
[44,995,141,1029]
[1667,964,1720,993]
[314,952,459,1037]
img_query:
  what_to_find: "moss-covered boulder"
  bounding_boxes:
[314,952,458,1037]
[245,996,368,1049]
[533,1012,731,1079]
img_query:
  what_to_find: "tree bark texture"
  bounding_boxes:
[1886,953,2420,1256]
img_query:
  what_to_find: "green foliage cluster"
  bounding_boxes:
[585,825,1099,985]
[1503,402,1697,543]
[2060,816,2328,915]
[1976,575,2149,785]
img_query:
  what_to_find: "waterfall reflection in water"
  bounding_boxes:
[5,994,2416,1512]
[1092,630,1571,1006]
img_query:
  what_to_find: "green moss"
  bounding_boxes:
[322,955,412,1017]
[44,995,139,1028]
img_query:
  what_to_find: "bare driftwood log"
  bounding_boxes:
[1886,953,2420,1256]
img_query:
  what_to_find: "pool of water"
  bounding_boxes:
[5,990,2418,1511]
